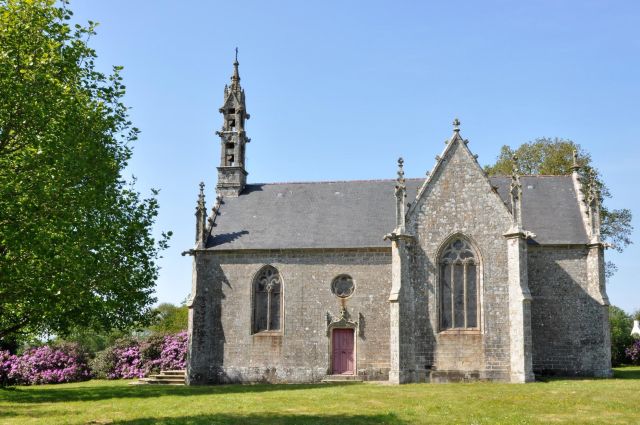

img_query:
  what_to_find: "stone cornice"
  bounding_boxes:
[182,246,392,256]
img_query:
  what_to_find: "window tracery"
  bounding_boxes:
[331,275,355,298]
[253,266,282,333]
[439,238,479,330]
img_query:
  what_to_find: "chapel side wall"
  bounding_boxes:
[528,245,610,376]
[188,255,224,385]
[199,249,392,384]
[409,141,514,382]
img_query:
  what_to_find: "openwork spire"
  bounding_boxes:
[217,48,249,197]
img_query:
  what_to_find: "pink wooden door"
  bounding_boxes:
[332,329,354,375]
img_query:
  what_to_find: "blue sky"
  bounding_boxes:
[71,0,639,313]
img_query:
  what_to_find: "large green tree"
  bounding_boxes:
[149,302,188,335]
[485,138,633,277]
[0,0,170,342]
[609,305,635,366]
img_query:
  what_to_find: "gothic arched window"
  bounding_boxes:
[439,238,479,330]
[253,266,282,333]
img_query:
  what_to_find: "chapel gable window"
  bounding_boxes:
[439,237,479,330]
[253,266,282,333]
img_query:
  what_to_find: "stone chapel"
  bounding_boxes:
[184,56,612,385]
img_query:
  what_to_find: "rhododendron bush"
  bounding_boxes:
[1,349,14,385]
[627,340,640,365]
[92,331,187,380]
[157,331,188,371]
[1,345,91,385]
[1,331,187,385]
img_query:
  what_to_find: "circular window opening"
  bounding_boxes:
[332,275,355,298]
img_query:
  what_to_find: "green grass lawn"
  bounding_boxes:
[1,367,639,425]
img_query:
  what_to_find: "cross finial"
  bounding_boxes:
[396,157,406,187]
[397,157,405,178]
[197,181,206,210]
[453,118,461,132]
[231,48,240,88]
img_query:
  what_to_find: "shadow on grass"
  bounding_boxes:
[0,404,75,420]
[0,382,357,404]
[110,413,406,425]
[613,367,640,379]
[530,366,640,382]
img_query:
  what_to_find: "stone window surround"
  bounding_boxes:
[436,233,483,334]
[250,264,284,335]
[331,274,356,298]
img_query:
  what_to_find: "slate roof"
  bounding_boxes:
[492,176,589,245]
[206,176,588,250]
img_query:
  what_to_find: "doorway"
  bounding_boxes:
[331,328,354,375]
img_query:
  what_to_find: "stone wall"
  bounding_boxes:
[188,248,392,384]
[407,139,515,382]
[528,245,611,376]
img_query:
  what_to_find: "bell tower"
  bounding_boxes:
[215,48,250,197]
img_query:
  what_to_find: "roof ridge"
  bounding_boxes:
[489,174,573,178]
[249,178,424,186]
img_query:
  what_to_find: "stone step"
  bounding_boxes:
[129,379,184,386]
[161,370,186,376]
[141,378,185,385]
[132,369,186,386]
[143,377,183,381]
[322,374,363,383]
[154,374,184,379]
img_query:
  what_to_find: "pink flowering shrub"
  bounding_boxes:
[626,340,640,365]
[1,350,16,386]
[92,331,187,379]
[109,345,145,379]
[1,331,188,385]
[156,331,187,371]
[6,345,91,385]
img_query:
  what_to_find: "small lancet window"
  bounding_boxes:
[228,108,236,114]
[253,266,282,333]
[228,119,236,130]
[439,238,479,330]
